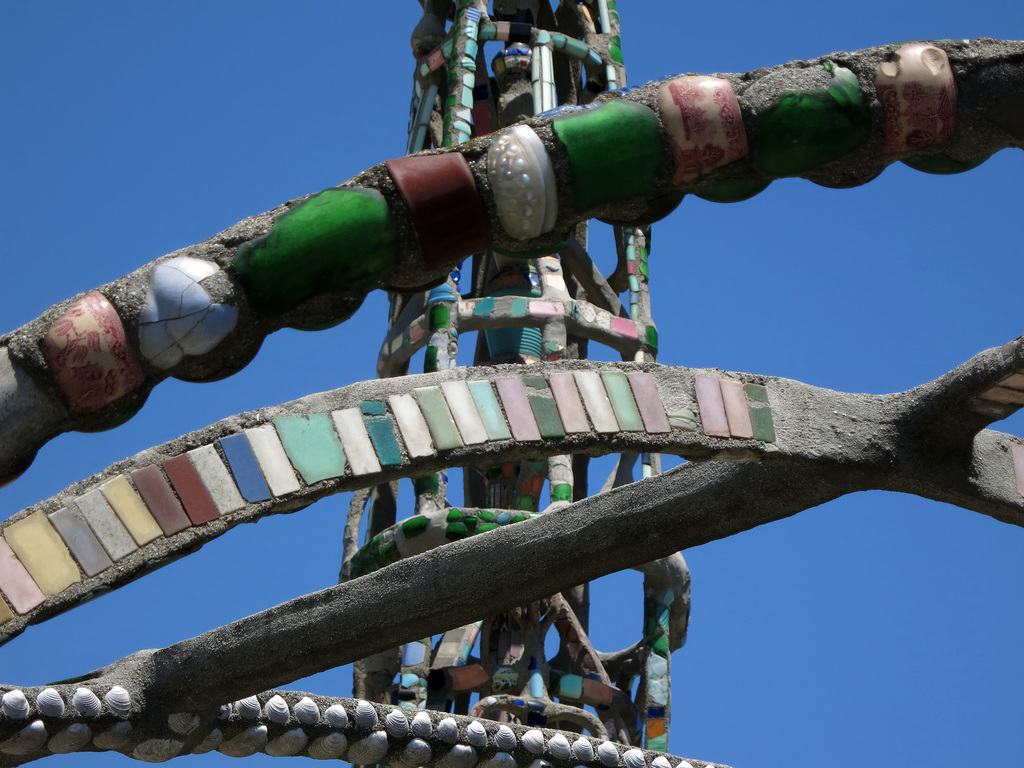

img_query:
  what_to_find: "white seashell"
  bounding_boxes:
[71,688,101,718]
[132,738,183,763]
[48,723,91,754]
[263,694,290,724]
[479,752,517,768]
[167,713,200,735]
[529,760,552,768]
[192,729,223,754]
[293,696,320,725]
[437,717,459,744]
[308,731,348,760]
[217,725,267,758]
[93,721,132,750]
[1,690,29,719]
[548,733,572,760]
[399,737,432,767]
[522,729,546,755]
[265,728,309,757]
[347,730,389,764]
[597,740,621,766]
[217,704,232,720]
[572,738,595,762]
[494,724,517,751]
[487,125,558,240]
[480,695,497,707]
[652,757,672,768]
[411,710,433,738]
[325,703,349,729]
[0,720,47,755]
[35,689,65,717]
[441,743,478,768]
[624,748,646,768]
[675,762,695,768]
[235,696,260,719]
[103,686,132,718]
[466,719,488,747]
[386,708,410,738]
[354,699,378,729]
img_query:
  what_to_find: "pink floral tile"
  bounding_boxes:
[875,43,956,153]
[42,292,143,412]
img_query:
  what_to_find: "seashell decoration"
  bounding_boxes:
[235,696,261,719]
[34,688,64,717]
[325,703,349,729]
[597,740,621,767]
[487,124,559,240]
[623,748,647,768]
[528,760,552,768]
[263,694,290,724]
[494,724,517,751]
[401,737,432,767]
[71,688,101,718]
[217,725,267,758]
[167,713,200,736]
[192,729,223,755]
[48,723,92,754]
[386,708,410,738]
[0,720,47,755]
[548,732,572,760]
[675,762,695,768]
[1,690,29,720]
[265,728,309,757]
[440,743,478,768]
[293,696,320,725]
[479,752,517,768]
[466,719,488,747]
[653,757,672,768]
[354,699,379,729]
[572,738,595,762]
[103,685,132,718]
[132,738,184,763]
[308,731,348,760]
[437,717,460,744]
[347,730,389,764]
[412,710,433,738]
[522,729,546,755]
[217,704,232,720]
[93,721,133,750]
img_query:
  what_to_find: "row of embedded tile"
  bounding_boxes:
[972,371,1024,420]
[694,375,776,442]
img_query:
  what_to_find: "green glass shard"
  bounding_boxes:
[696,178,771,203]
[402,515,430,538]
[902,153,989,175]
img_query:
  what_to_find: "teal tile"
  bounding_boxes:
[744,383,769,403]
[600,370,644,431]
[467,380,512,440]
[511,298,528,317]
[360,400,387,415]
[366,416,404,466]
[414,386,464,450]
[273,413,347,483]
[474,297,496,316]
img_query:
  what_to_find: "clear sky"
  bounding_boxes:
[1,2,1023,767]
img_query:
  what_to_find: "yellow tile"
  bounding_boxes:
[4,511,81,594]
[0,597,13,625]
[100,476,162,546]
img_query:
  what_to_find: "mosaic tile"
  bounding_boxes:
[610,316,638,340]
[232,187,399,314]
[74,489,138,560]
[4,511,81,594]
[744,383,770,403]
[494,378,542,442]
[876,43,955,154]
[627,373,671,434]
[413,387,464,451]
[365,416,404,467]
[573,371,619,433]
[694,375,730,437]
[49,507,112,577]
[0,539,45,615]
[999,373,1024,390]
[523,377,566,439]
[748,405,777,443]
[218,434,272,504]
[273,414,348,484]
[187,445,246,515]
[138,257,237,369]
[41,291,143,413]
[441,381,489,445]
[467,380,513,441]
[0,597,12,624]
[403,641,427,666]
[1013,444,1024,498]
[600,371,644,432]
[552,100,662,210]
[658,76,748,184]
[979,386,1024,405]
[389,393,436,459]
[720,379,754,438]
[99,475,162,546]
[163,455,221,525]
[385,154,490,268]
[129,465,192,535]
[487,125,558,239]
[331,408,381,476]
[528,301,565,317]
[246,425,302,497]
[548,372,591,434]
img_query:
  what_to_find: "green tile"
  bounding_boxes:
[365,415,403,466]
[600,370,644,431]
[414,386,464,450]
[551,483,572,502]
[744,383,769,403]
[523,376,565,439]
[467,380,512,440]
[415,474,439,495]
[510,298,528,317]
[646,325,658,349]
[402,515,430,538]
[273,413,347,483]
[429,305,451,331]
[360,400,387,415]
[749,406,776,442]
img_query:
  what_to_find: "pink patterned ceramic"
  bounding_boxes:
[875,43,956,153]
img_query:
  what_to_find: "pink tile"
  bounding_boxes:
[875,43,956,154]
[610,317,638,340]
[0,539,45,614]
[627,373,671,434]
[548,372,591,433]
[980,386,1024,405]
[1013,444,1024,499]
[720,379,754,438]
[627,261,637,275]
[999,373,1024,389]
[529,301,565,318]
[695,375,730,437]
[494,378,542,442]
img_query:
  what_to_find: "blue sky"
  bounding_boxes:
[1,2,1023,766]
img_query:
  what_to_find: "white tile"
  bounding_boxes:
[388,394,435,458]
[440,381,488,445]
[188,445,246,514]
[73,489,137,561]
[246,425,301,496]
[573,371,618,433]
[331,408,382,476]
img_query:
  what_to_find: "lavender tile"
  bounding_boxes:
[494,378,542,442]
[720,379,754,439]
[548,372,591,433]
[49,507,112,577]
[626,373,671,434]
[0,539,45,614]
[695,375,730,437]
